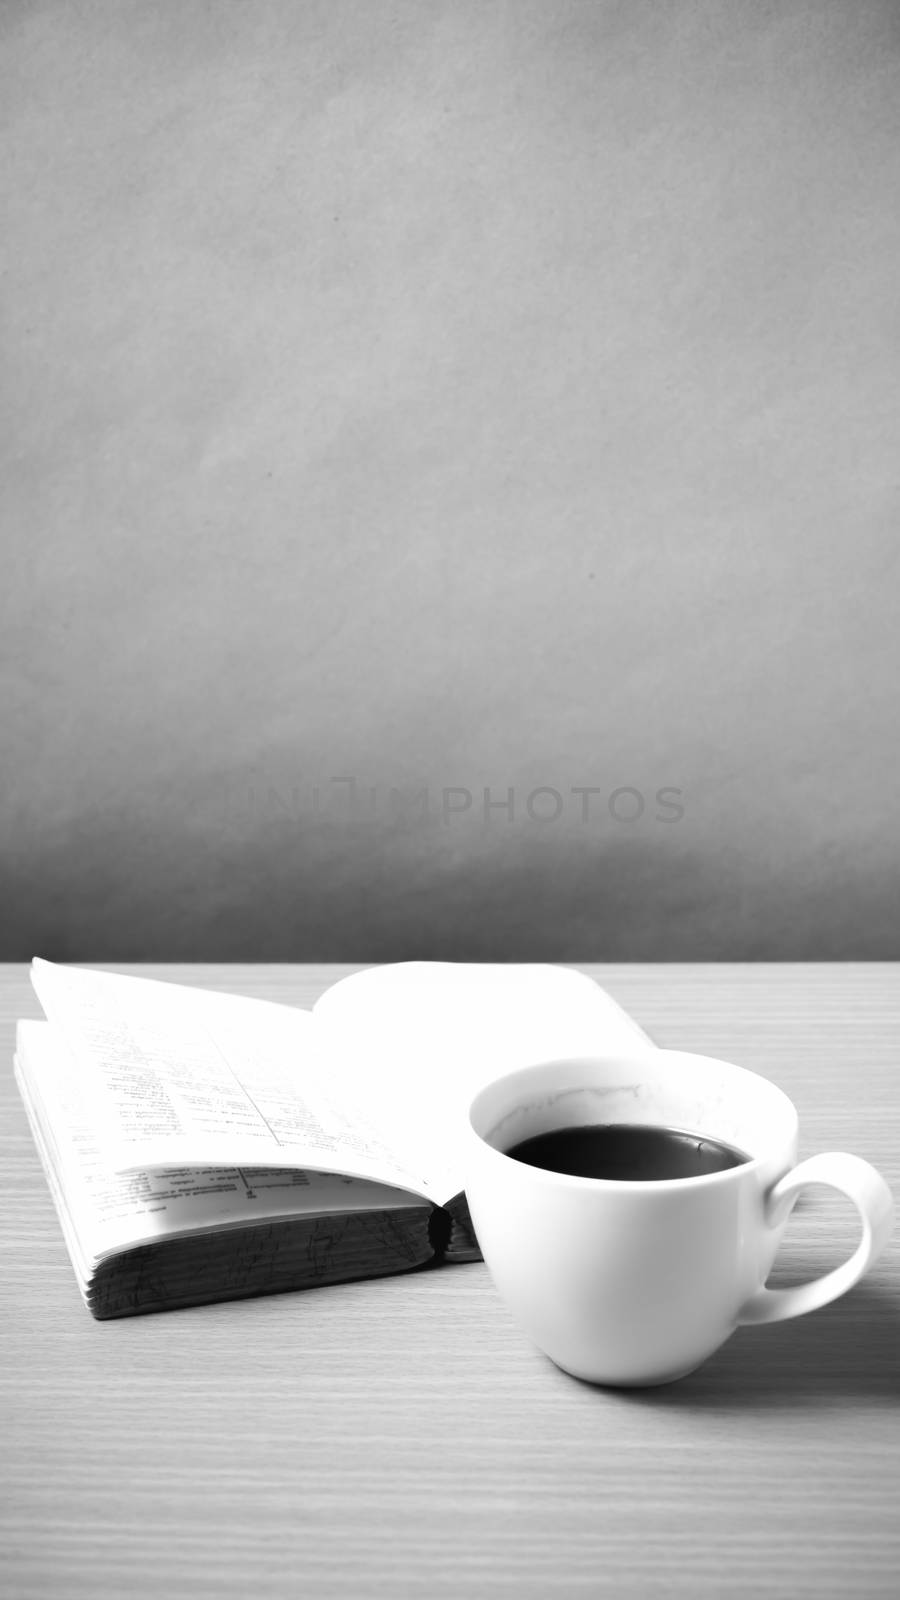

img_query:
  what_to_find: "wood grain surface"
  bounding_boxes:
[2,964,898,1599]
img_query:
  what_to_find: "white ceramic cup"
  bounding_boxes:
[465,1051,894,1387]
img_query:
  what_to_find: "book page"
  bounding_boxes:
[16,1025,429,1268]
[30,960,434,1198]
[312,962,654,1201]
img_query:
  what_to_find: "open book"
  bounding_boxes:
[15,960,652,1318]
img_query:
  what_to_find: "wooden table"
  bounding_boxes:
[2,964,898,1599]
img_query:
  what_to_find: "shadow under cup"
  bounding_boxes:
[465,1052,810,1387]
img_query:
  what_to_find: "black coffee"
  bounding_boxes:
[505,1123,749,1181]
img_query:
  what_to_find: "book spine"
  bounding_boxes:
[427,1204,453,1260]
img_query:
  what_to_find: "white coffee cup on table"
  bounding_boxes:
[465,1051,894,1387]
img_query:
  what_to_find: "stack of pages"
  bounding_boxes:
[15,960,652,1317]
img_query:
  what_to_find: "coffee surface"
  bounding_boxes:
[504,1122,749,1181]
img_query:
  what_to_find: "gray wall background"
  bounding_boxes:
[2,0,899,962]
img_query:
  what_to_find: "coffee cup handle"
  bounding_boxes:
[737,1153,894,1326]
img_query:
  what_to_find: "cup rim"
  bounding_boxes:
[467,1049,799,1192]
